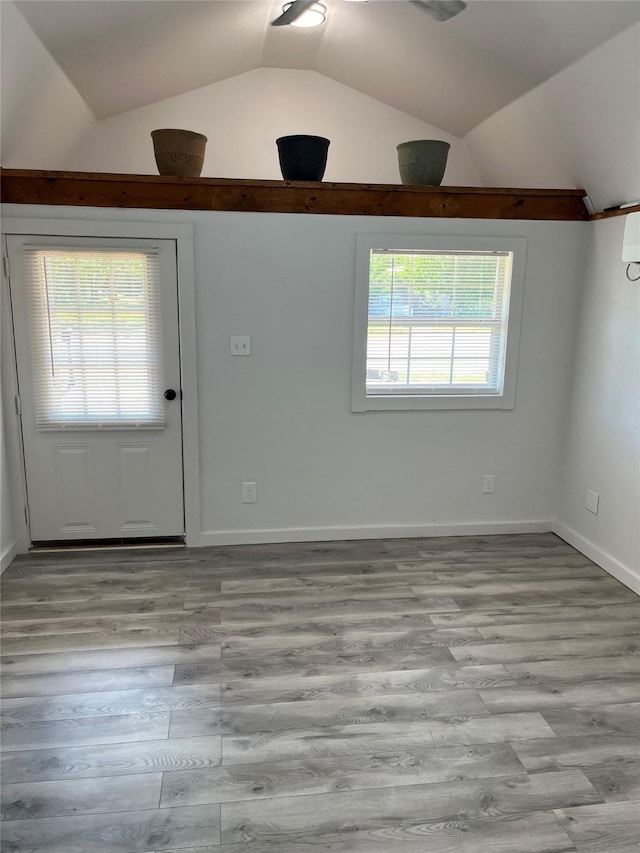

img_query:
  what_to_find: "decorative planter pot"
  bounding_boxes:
[396,140,450,186]
[276,135,330,181]
[151,129,207,178]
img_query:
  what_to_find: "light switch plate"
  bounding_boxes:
[230,336,251,356]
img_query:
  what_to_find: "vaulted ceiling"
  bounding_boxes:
[15,0,640,135]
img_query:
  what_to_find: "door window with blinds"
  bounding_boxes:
[22,244,165,429]
[352,235,526,411]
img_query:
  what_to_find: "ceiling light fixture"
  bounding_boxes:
[281,1,326,27]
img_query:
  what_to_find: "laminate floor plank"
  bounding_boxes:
[161,811,577,853]
[0,612,191,638]
[0,665,176,699]
[217,572,440,594]
[0,803,221,852]
[219,625,484,658]
[220,664,515,705]
[222,712,555,764]
[401,553,594,570]
[186,559,403,579]
[0,567,189,590]
[554,799,640,850]
[1,772,163,820]
[479,679,640,712]
[1,641,221,677]
[0,594,189,623]
[582,760,640,802]
[451,588,636,610]
[2,533,637,853]
[449,636,640,665]
[541,702,640,738]
[0,736,221,784]
[512,734,640,772]
[179,611,438,645]
[478,618,640,643]
[1,684,222,723]
[429,602,640,627]
[220,769,599,843]
[160,742,524,807]
[0,626,181,656]
[173,645,457,685]
[432,563,604,580]
[187,584,423,608]
[1,711,170,752]
[506,655,640,685]
[3,560,190,580]
[412,577,617,597]
[211,596,461,624]
[0,578,189,606]
[169,689,487,738]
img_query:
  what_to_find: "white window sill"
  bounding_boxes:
[352,392,515,412]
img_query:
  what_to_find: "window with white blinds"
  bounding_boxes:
[352,236,526,411]
[23,247,165,429]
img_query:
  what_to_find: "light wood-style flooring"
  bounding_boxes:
[1,533,639,852]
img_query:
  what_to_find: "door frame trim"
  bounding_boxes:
[1,217,201,548]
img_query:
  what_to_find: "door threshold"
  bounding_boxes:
[30,537,186,552]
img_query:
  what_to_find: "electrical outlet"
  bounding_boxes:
[585,489,599,514]
[482,474,496,494]
[242,482,257,503]
[230,336,251,356]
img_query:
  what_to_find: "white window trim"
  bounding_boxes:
[352,234,527,412]
[1,218,201,547]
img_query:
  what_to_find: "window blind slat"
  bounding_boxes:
[23,248,165,429]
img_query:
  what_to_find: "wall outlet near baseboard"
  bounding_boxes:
[482,474,496,494]
[585,489,599,514]
[242,482,257,503]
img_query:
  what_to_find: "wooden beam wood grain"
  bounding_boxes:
[0,169,589,220]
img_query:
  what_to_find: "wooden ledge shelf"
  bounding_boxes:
[0,169,589,221]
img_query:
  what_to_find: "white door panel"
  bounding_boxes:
[51,443,99,536]
[7,234,185,542]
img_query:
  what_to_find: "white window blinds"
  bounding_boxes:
[366,249,513,396]
[23,247,165,429]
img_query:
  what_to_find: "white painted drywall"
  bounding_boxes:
[555,216,640,591]
[2,203,586,544]
[64,67,482,186]
[465,23,640,213]
[0,1,95,169]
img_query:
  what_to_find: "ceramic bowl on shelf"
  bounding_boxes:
[396,140,450,186]
[151,129,207,178]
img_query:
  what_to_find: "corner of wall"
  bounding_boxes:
[555,215,640,595]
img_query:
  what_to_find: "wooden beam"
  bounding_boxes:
[0,169,589,221]
[589,204,640,221]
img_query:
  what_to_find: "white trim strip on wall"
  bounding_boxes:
[553,520,640,596]
[201,520,554,546]
[1,539,20,574]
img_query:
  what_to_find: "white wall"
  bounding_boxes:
[555,216,640,591]
[65,67,482,186]
[2,203,586,545]
[0,1,96,169]
[465,23,640,213]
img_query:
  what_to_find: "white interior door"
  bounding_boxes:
[6,234,185,543]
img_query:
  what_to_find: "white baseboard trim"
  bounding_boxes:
[552,520,640,596]
[1,539,20,575]
[200,520,553,547]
